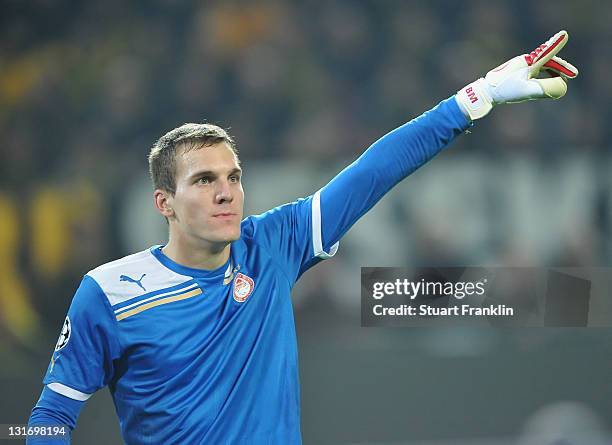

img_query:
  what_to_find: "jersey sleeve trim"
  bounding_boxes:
[312,190,339,259]
[47,382,92,401]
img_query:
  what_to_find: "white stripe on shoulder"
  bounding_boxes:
[87,249,194,306]
[47,382,92,401]
[114,282,200,314]
[312,190,339,259]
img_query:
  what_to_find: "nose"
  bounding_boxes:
[215,179,233,204]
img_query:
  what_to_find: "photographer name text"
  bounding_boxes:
[373,304,513,317]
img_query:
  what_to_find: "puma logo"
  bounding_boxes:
[223,264,241,285]
[120,273,147,291]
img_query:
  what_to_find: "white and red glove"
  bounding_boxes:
[456,30,579,121]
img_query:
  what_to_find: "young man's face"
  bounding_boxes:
[166,142,244,247]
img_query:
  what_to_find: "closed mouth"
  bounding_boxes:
[213,213,236,217]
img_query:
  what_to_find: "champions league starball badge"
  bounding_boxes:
[55,316,71,351]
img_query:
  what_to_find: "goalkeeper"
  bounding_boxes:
[28,31,578,444]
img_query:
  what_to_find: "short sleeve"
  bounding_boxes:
[42,275,121,401]
[245,192,339,283]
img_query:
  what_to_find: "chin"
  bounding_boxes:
[212,227,241,243]
[224,231,241,242]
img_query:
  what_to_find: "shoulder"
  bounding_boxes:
[87,249,154,279]
[85,247,194,307]
[240,196,313,239]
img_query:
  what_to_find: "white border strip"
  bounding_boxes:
[224,261,233,278]
[47,382,92,401]
[312,191,339,259]
[114,282,199,314]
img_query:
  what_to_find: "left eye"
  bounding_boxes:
[198,177,211,184]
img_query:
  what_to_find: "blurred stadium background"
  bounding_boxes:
[1,0,611,443]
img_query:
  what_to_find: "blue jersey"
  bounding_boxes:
[29,97,470,444]
[42,193,334,444]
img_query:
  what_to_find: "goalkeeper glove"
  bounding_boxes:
[456,30,579,121]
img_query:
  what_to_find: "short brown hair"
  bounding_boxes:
[148,123,238,195]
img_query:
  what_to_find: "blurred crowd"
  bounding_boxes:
[1,0,611,351]
[2,2,612,442]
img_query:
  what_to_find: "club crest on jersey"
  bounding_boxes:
[233,273,254,303]
[55,316,71,351]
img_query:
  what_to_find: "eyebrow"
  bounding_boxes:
[189,167,242,180]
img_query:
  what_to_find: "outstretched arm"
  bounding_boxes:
[318,97,469,253]
[316,30,578,253]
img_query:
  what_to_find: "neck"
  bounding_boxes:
[162,236,230,271]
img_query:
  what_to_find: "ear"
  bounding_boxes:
[154,189,174,218]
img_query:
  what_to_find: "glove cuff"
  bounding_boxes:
[456,78,494,121]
